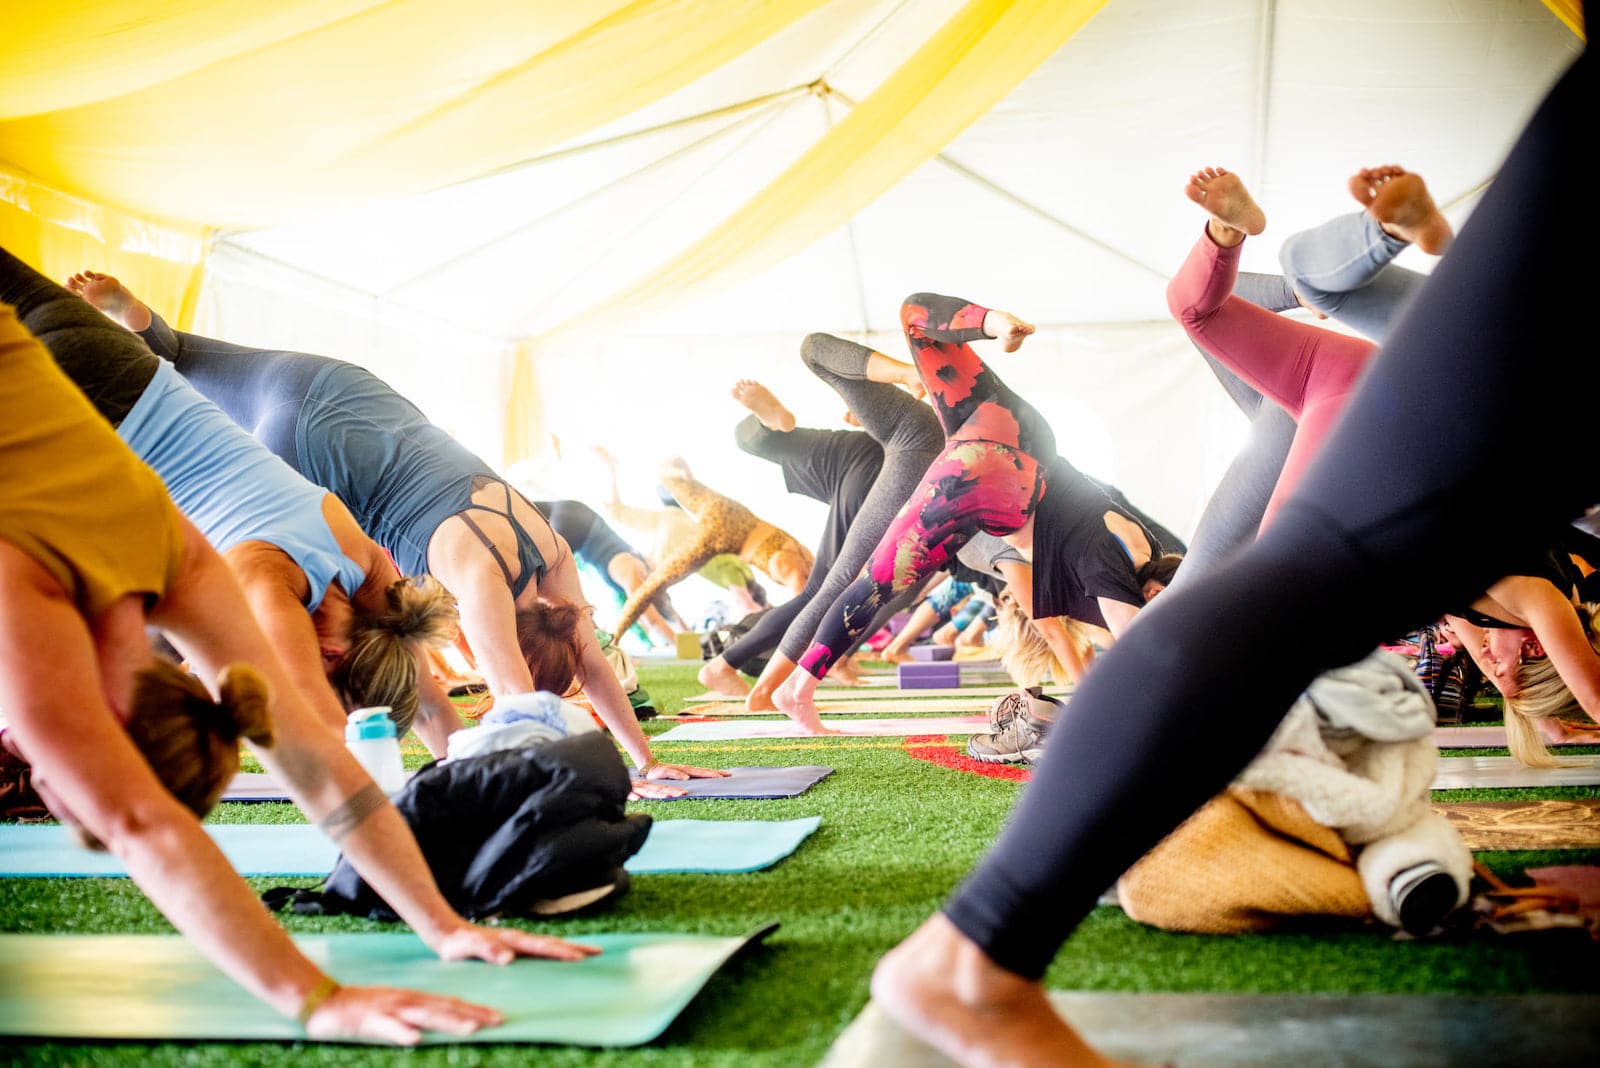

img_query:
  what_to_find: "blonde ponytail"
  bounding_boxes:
[333,576,459,737]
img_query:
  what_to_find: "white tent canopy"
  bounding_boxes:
[186,0,1579,565]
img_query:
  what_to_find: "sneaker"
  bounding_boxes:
[967,691,1061,765]
[983,687,1034,734]
[1389,861,1459,936]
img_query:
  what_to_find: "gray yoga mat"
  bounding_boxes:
[1431,754,1600,790]
[225,765,835,803]
[822,994,1600,1068]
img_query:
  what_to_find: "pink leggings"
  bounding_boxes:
[1167,227,1374,529]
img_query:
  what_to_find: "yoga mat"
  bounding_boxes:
[1433,800,1600,850]
[626,817,821,873]
[0,817,822,877]
[630,765,833,799]
[0,926,775,1045]
[822,993,1600,1068]
[679,699,993,716]
[655,715,990,742]
[1434,726,1600,749]
[684,685,1040,704]
[0,824,337,877]
[224,765,832,802]
[1431,754,1600,790]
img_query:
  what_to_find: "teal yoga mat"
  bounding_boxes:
[0,823,337,876]
[0,926,775,1044]
[627,816,821,873]
[0,817,822,877]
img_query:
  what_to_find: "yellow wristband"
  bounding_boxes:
[296,975,341,1028]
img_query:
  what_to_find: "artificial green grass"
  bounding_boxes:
[2,661,1596,1065]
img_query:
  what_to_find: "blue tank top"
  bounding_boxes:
[295,361,545,594]
[117,362,369,612]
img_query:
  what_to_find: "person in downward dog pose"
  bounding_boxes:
[65,273,722,794]
[703,333,947,709]
[606,457,816,642]
[0,300,599,1045]
[773,295,1178,732]
[868,53,1588,1066]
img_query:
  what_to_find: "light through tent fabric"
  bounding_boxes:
[0,169,207,328]
[0,0,834,228]
[543,0,1110,340]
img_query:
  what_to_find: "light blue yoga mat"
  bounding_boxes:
[0,823,338,876]
[0,817,822,877]
[0,926,775,1044]
[626,817,821,873]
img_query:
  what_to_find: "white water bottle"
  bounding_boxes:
[345,707,406,795]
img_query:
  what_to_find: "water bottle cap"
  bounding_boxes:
[346,707,398,741]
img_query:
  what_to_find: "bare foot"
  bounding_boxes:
[772,672,839,735]
[830,655,865,686]
[697,655,751,697]
[730,380,796,432]
[1348,165,1454,256]
[63,270,153,331]
[1183,166,1266,249]
[872,913,1145,1068]
[982,309,1034,353]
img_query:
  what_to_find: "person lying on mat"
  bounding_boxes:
[64,272,723,795]
[869,52,1589,1067]
[0,250,453,745]
[773,292,1180,733]
[710,339,948,711]
[0,302,598,1045]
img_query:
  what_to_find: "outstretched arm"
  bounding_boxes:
[538,548,727,788]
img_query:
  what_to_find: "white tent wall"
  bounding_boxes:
[196,242,514,469]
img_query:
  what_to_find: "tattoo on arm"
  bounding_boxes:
[316,783,388,844]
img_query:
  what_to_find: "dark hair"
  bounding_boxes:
[1134,552,1184,592]
[515,597,588,697]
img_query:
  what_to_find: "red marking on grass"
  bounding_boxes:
[902,735,1032,782]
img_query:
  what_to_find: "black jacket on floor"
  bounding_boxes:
[266,732,652,921]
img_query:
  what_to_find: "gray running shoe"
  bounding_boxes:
[967,690,1061,765]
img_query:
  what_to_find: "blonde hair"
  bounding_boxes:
[992,601,1097,688]
[1502,603,1600,768]
[81,659,275,850]
[332,576,459,738]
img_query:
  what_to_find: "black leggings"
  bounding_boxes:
[944,50,1591,979]
[720,418,880,671]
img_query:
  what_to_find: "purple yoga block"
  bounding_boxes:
[898,662,960,688]
[908,644,955,662]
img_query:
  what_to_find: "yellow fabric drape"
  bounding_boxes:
[1542,0,1585,39]
[501,339,546,468]
[0,168,207,331]
[0,0,830,228]
[545,0,1108,341]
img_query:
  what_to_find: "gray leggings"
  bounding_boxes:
[771,333,945,662]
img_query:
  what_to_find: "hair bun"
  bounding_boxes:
[216,663,275,746]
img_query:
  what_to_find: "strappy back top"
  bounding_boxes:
[455,480,547,598]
